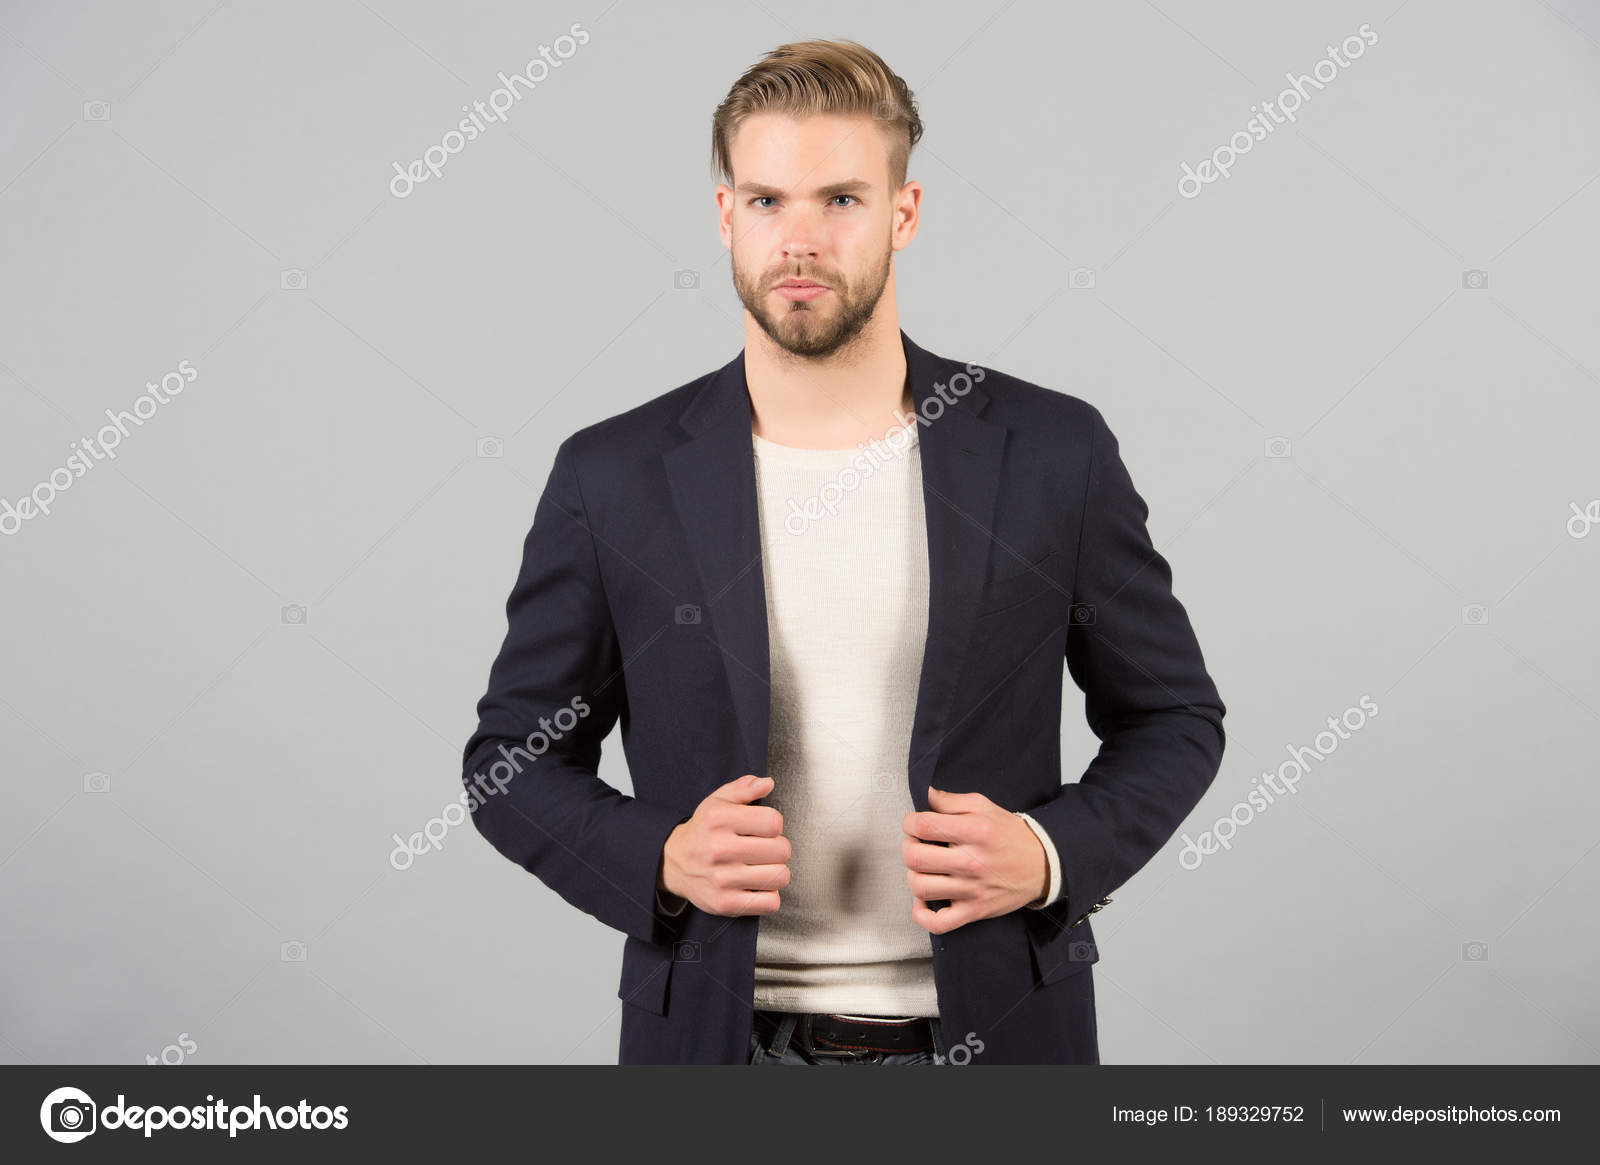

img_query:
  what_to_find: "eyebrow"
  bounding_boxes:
[735,179,873,199]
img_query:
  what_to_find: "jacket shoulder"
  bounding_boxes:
[972,360,1105,435]
[557,369,716,466]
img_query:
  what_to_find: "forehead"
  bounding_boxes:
[727,112,891,188]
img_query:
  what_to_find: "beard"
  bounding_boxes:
[731,241,893,359]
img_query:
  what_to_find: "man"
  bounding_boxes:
[463,38,1225,1065]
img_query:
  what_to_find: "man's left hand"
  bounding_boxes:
[902,786,1048,934]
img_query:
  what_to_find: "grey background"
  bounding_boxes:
[2,0,1596,1065]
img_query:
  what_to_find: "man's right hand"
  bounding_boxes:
[657,774,790,916]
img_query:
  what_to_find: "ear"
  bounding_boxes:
[715,184,735,250]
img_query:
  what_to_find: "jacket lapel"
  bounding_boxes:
[662,331,1005,806]
[900,334,1005,806]
[662,349,772,782]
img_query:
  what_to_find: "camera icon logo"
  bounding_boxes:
[1068,940,1098,962]
[674,603,701,625]
[1070,603,1096,627]
[280,269,307,290]
[673,269,700,290]
[673,939,701,962]
[83,772,111,794]
[1068,267,1096,290]
[1462,941,1489,962]
[1461,604,1488,626]
[281,604,307,625]
[1461,269,1488,290]
[871,99,899,121]
[40,1086,97,1143]
[281,940,307,962]
[1265,437,1292,459]
[477,436,504,458]
[83,101,110,122]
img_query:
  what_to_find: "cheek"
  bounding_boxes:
[731,227,781,273]
[734,212,779,244]
[839,226,891,277]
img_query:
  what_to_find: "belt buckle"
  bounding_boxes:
[802,1015,883,1061]
[804,1014,890,1062]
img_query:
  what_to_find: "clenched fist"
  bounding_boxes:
[657,774,792,916]
[902,786,1049,933]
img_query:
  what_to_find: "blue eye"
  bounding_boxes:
[831,195,857,207]
[753,196,777,208]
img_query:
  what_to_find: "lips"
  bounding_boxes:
[773,278,831,302]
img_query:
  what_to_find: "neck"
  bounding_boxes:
[743,281,911,450]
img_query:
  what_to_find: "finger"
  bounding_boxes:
[712,774,774,805]
[722,889,781,916]
[729,862,791,892]
[902,833,974,874]
[927,786,991,812]
[723,801,785,837]
[905,869,975,900]
[911,897,974,935]
[901,808,979,844]
[720,833,791,866]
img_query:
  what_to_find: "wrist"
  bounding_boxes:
[658,819,687,895]
[1015,810,1054,908]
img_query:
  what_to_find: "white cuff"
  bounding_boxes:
[1015,811,1063,909]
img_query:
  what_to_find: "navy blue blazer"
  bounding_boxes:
[463,330,1226,1064]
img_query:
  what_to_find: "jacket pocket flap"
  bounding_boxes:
[1023,908,1099,985]
[617,935,675,1015]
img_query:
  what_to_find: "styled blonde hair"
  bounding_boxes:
[711,39,923,189]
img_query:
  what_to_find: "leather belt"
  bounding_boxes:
[756,1009,935,1056]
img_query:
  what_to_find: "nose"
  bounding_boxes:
[781,236,819,263]
[779,206,823,263]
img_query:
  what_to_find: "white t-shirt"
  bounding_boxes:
[748,421,941,1017]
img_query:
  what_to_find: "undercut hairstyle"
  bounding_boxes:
[711,38,924,189]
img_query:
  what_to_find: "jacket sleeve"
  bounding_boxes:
[1024,405,1227,932]
[462,437,690,947]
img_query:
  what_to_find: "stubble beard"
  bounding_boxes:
[732,243,893,360]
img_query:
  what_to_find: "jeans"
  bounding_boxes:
[749,1011,948,1065]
